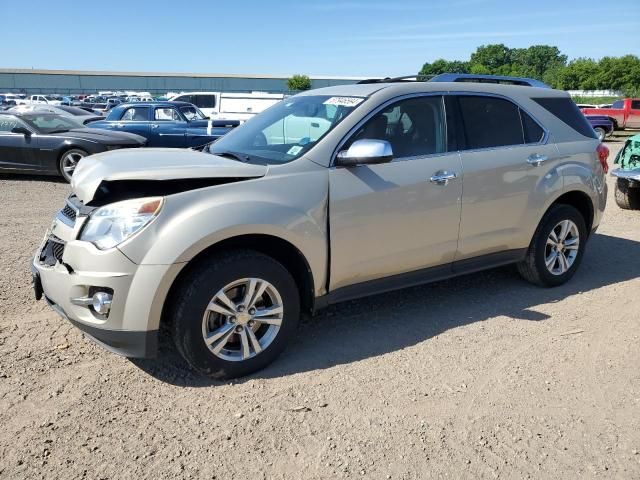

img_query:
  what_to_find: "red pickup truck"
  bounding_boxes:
[581,99,640,130]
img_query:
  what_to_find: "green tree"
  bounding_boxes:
[556,58,600,90]
[469,44,512,71]
[419,59,469,76]
[287,74,312,91]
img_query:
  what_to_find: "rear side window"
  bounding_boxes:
[457,96,524,149]
[195,94,216,109]
[121,107,149,121]
[532,97,597,139]
[631,100,640,110]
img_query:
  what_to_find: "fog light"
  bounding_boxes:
[92,292,112,315]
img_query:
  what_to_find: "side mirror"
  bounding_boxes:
[335,139,393,167]
[11,126,31,136]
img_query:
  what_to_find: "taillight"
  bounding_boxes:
[596,143,609,173]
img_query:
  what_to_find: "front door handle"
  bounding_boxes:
[429,171,457,185]
[150,124,159,129]
[527,153,548,166]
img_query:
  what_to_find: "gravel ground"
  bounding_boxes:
[0,142,639,479]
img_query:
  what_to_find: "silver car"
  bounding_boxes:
[32,78,608,378]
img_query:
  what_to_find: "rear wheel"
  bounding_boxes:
[517,204,587,287]
[58,149,87,182]
[594,127,606,142]
[614,178,640,210]
[170,250,300,379]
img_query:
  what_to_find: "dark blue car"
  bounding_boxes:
[89,101,239,148]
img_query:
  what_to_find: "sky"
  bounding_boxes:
[2,0,639,77]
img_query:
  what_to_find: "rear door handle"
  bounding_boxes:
[527,153,548,166]
[150,124,159,129]
[429,171,457,185]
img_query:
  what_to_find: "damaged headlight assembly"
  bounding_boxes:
[80,197,164,250]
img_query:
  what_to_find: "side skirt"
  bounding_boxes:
[314,248,526,310]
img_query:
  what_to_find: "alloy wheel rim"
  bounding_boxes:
[201,278,283,362]
[61,152,85,179]
[545,219,580,276]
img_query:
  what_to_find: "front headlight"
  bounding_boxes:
[80,197,163,250]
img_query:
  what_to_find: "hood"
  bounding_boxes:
[71,148,268,204]
[51,128,146,145]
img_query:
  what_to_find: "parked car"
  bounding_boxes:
[581,99,640,130]
[169,91,285,122]
[585,115,614,141]
[89,101,239,147]
[611,134,640,209]
[15,95,63,106]
[0,111,146,181]
[32,76,608,378]
[0,95,17,109]
[8,104,105,124]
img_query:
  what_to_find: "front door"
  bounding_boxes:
[329,95,462,291]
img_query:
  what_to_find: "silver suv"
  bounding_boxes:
[32,78,608,378]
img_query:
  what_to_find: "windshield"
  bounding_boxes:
[21,114,84,133]
[209,95,365,164]
[180,105,207,121]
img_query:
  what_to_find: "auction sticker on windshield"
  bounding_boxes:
[323,97,365,107]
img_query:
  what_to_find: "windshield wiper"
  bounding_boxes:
[212,151,250,162]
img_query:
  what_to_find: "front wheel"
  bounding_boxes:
[58,149,87,182]
[517,204,587,287]
[170,250,300,379]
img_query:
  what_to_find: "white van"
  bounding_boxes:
[169,91,285,122]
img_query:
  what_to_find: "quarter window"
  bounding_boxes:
[348,96,446,158]
[521,110,544,143]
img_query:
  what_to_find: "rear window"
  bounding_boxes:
[532,97,597,139]
[612,100,624,109]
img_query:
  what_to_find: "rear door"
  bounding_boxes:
[110,105,151,139]
[149,107,186,147]
[329,94,463,291]
[453,94,558,262]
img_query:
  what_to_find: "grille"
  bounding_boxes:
[39,235,66,266]
[61,204,77,222]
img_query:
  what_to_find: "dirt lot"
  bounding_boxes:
[1,142,639,479]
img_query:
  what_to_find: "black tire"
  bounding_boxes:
[517,204,587,287]
[58,148,88,182]
[614,178,640,210]
[170,249,300,379]
[594,127,606,142]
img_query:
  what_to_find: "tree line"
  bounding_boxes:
[419,44,640,96]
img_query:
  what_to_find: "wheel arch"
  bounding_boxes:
[159,233,317,332]
[546,190,594,235]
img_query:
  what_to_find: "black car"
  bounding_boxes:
[0,112,146,182]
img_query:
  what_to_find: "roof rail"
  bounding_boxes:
[357,73,550,88]
[356,75,432,84]
[428,73,550,88]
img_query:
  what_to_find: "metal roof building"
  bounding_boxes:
[0,68,363,95]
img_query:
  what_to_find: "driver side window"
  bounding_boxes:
[348,96,446,158]
[0,117,19,133]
